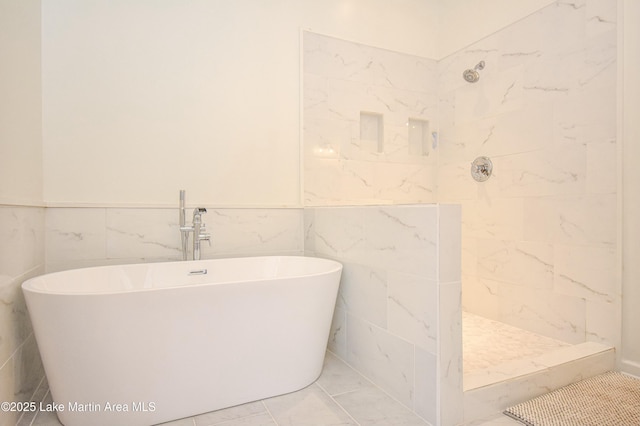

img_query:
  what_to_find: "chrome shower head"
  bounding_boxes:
[462,61,485,83]
[463,69,480,83]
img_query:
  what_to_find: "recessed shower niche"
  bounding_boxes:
[359,111,384,153]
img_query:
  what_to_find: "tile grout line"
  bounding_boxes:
[314,382,362,426]
[321,353,432,425]
[28,389,52,426]
[260,400,280,426]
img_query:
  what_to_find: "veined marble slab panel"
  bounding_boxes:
[477,239,554,289]
[46,208,107,264]
[387,271,438,352]
[0,206,44,281]
[106,208,181,260]
[346,314,415,409]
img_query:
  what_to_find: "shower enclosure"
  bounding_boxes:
[302,1,619,423]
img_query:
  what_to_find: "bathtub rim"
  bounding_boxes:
[22,255,343,296]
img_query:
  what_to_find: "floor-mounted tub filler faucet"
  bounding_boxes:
[179,190,211,260]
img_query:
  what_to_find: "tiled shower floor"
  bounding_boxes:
[462,311,570,375]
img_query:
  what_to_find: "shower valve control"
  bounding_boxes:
[471,156,493,182]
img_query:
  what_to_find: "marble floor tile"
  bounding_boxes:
[316,351,375,396]
[463,311,570,374]
[24,348,538,426]
[193,401,267,426]
[333,387,428,426]
[263,384,357,426]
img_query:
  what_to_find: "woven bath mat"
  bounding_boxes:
[504,371,640,426]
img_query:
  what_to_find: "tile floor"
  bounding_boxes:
[21,350,522,426]
[26,312,579,426]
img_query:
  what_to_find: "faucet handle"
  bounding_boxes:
[200,232,212,246]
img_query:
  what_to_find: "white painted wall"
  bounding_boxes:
[621,0,640,375]
[41,0,439,207]
[0,0,42,205]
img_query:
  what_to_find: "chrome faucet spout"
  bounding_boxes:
[192,207,211,261]
[178,191,212,261]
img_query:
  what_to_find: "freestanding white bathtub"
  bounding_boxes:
[22,256,342,426]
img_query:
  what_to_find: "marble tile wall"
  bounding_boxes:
[45,207,304,271]
[303,31,439,206]
[437,0,619,347]
[305,204,463,426]
[0,205,46,426]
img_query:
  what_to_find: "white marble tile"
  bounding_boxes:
[414,347,437,424]
[315,351,374,396]
[303,72,330,120]
[306,159,378,205]
[0,206,44,280]
[436,162,477,202]
[523,194,617,245]
[206,208,303,257]
[373,163,436,204]
[346,314,415,408]
[554,243,617,303]
[157,417,195,426]
[438,281,464,426]
[387,271,438,352]
[585,298,620,346]
[106,208,181,260]
[304,31,437,94]
[0,267,43,368]
[438,204,462,283]
[365,206,439,279]
[31,398,63,426]
[327,306,347,359]
[461,275,500,320]
[192,401,265,426]
[333,387,428,426]
[340,261,388,328]
[304,118,349,161]
[303,31,438,206]
[263,384,356,426]
[45,208,107,264]
[498,283,586,344]
[477,239,554,289]
[46,207,303,267]
[302,209,315,255]
[460,232,478,278]
[11,334,45,406]
[311,204,462,422]
[483,145,587,199]
[487,105,553,156]
[586,0,617,38]
[0,360,18,426]
[464,343,612,420]
[310,206,367,260]
[586,139,617,194]
[463,312,570,378]
[465,198,525,241]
